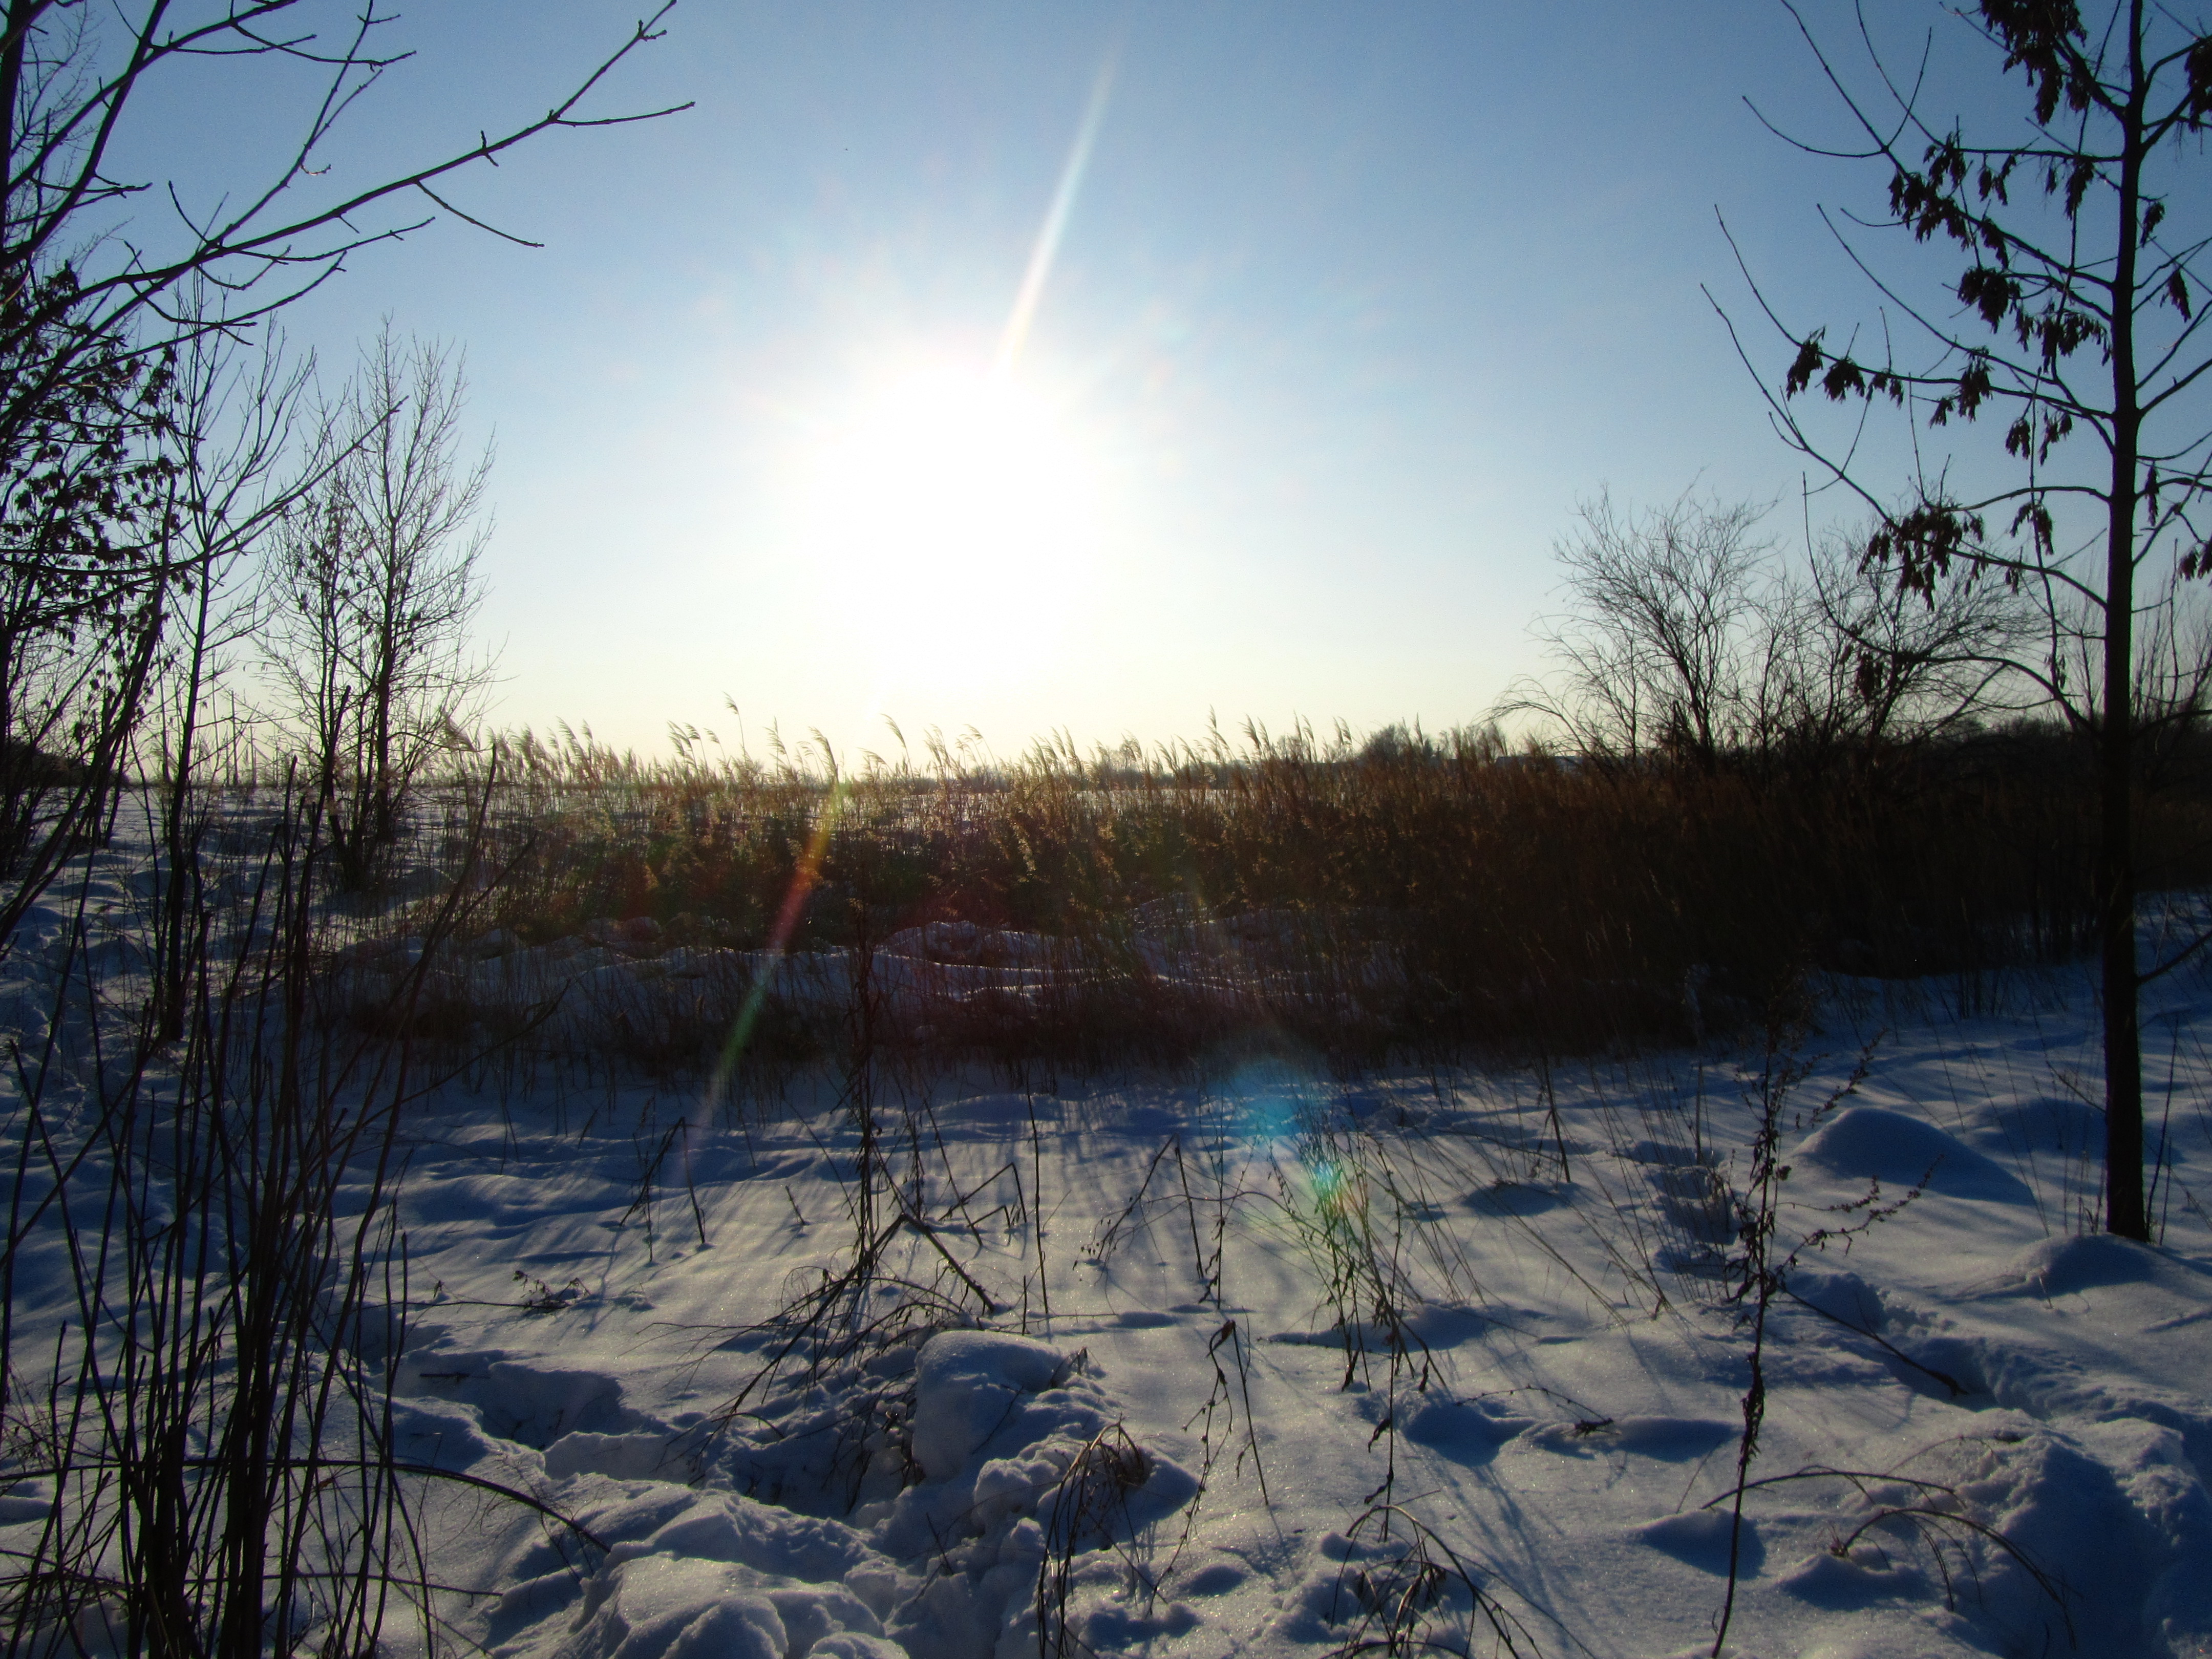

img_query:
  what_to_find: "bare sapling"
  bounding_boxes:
[1710,1018,1895,1658]
[1720,0,2212,1236]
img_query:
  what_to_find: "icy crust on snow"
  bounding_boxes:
[457,1330,1199,1659]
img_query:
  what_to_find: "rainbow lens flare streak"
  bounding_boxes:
[701,777,849,1114]
[696,47,1119,1114]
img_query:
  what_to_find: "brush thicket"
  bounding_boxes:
[0,774,572,1659]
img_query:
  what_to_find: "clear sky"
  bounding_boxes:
[129,2,2032,761]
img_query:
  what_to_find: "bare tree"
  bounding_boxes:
[1499,490,2035,773]
[1499,493,1780,768]
[0,0,683,937]
[1718,0,2212,1238]
[1806,522,2039,746]
[264,327,492,889]
[144,301,317,1037]
[2,2,685,360]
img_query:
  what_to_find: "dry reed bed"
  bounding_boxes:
[333,721,2201,1072]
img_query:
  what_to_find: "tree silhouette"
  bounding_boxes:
[264,326,493,889]
[0,1,685,939]
[1720,0,2212,1239]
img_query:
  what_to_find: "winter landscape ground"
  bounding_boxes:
[4,788,2209,1659]
[15,5,2212,1659]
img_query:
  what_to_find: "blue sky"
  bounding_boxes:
[129,2,2035,759]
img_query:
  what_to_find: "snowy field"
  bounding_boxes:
[5,811,2211,1659]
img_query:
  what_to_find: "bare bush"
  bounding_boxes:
[1805,527,2038,748]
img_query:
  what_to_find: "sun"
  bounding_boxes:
[797,358,1104,685]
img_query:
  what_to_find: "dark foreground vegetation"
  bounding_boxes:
[4,746,2154,1659]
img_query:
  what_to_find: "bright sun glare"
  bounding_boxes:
[799,360,1103,691]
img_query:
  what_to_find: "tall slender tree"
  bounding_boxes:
[147,303,315,1039]
[1724,0,2212,1239]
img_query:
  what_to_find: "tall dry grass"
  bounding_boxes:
[451,716,2197,1069]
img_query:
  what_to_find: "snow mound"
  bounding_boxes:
[1790,1265,1887,1329]
[1981,1232,2202,1298]
[867,1331,1196,1659]
[1399,1393,1529,1458]
[1792,1106,2031,1200]
[909,1330,1070,1480]
[1776,1547,1927,1607]
[481,1324,1211,1659]
[1966,1422,2212,1655]
[411,1321,1197,1659]
[1525,1415,1737,1459]
[487,1489,902,1659]
[667,1328,1200,1659]
[401,1354,657,1450]
[1633,1509,1760,1573]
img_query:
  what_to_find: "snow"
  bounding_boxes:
[1791,1105,2032,1200]
[6,822,2212,1659]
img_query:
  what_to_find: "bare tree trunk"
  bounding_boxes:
[156,571,213,1041]
[2102,2,2149,1240]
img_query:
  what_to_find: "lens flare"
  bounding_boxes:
[1310,1158,1346,1207]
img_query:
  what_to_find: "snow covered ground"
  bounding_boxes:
[5,821,2210,1659]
